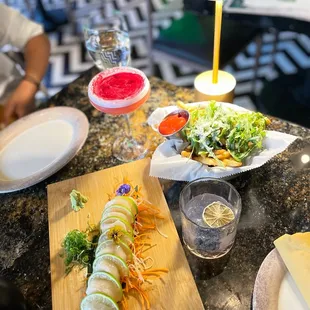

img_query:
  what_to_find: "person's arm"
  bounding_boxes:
[4,34,51,123]
[24,33,51,85]
[0,5,51,124]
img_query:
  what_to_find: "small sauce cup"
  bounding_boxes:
[158,109,190,140]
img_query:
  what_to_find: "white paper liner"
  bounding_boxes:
[147,102,299,181]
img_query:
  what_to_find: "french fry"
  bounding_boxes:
[183,148,243,168]
[176,100,204,112]
[214,149,225,155]
[181,151,192,158]
[193,155,218,166]
[222,151,230,159]
[215,149,230,158]
[176,101,191,111]
[223,158,242,167]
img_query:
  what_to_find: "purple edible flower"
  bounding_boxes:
[116,184,131,196]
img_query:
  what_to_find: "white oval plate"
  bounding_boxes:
[253,248,309,310]
[0,107,89,193]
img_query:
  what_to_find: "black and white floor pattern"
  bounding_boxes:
[13,0,310,111]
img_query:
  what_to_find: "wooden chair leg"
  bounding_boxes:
[64,0,77,35]
[146,0,154,76]
[270,28,279,69]
[252,34,263,95]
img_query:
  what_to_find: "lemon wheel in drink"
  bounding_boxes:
[203,201,235,228]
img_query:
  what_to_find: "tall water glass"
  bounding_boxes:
[84,13,131,70]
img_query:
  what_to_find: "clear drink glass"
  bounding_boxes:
[180,178,242,259]
[84,13,131,70]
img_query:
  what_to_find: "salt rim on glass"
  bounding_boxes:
[88,67,150,111]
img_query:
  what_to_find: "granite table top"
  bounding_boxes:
[0,67,309,310]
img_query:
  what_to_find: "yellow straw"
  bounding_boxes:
[212,0,223,84]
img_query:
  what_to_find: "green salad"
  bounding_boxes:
[180,101,270,165]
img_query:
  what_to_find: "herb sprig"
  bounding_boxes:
[61,226,99,275]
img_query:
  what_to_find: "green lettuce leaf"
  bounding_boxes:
[182,101,269,163]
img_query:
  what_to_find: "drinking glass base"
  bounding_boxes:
[183,238,233,260]
[113,136,147,162]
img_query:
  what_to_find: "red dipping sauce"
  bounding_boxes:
[159,112,188,136]
[93,72,144,100]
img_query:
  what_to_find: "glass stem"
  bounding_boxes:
[124,114,132,137]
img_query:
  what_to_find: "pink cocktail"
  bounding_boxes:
[88,67,151,162]
[88,67,150,115]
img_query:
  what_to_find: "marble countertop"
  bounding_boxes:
[0,67,309,310]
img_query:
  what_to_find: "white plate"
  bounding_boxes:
[253,248,309,310]
[0,107,89,193]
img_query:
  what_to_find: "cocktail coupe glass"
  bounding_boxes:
[88,67,150,162]
[85,13,150,162]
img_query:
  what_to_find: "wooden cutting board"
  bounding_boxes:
[47,158,204,310]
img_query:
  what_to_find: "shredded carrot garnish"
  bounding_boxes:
[121,295,129,310]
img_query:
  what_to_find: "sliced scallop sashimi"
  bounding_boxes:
[105,197,138,216]
[99,228,134,247]
[100,217,133,235]
[101,211,131,224]
[102,205,134,224]
[81,293,119,310]
[86,272,122,302]
[95,239,132,262]
[93,254,129,280]
[93,256,120,281]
